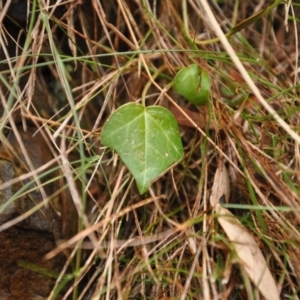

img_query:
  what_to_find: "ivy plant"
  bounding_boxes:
[100,64,211,194]
[173,63,211,106]
[101,103,183,194]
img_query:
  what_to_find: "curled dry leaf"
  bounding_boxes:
[209,161,230,208]
[210,162,279,300]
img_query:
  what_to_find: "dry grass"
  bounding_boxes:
[1,0,300,299]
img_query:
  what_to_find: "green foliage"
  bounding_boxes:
[101,103,184,194]
[173,64,211,105]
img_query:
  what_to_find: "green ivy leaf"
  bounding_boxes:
[173,64,211,106]
[100,103,184,194]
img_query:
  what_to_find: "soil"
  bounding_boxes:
[0,227,65,300]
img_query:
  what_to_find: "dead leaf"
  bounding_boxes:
[168,104,215,129]
[210,162,279,300]
[216,204,280,300]
[209,161,230,208]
